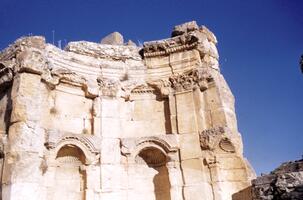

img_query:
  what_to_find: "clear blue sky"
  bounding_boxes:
[1,0,302,175]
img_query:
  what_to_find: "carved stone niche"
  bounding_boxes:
[199,126,236,153]
[120,135,179,164]
[129,81,172,100]
[130,84,159,100]
[169,68,213,93]
[45,132,101,165]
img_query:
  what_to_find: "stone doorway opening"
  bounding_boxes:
[136,147,171,200]
[53,145,87,200]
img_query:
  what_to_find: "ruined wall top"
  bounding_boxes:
[0,21,221,98]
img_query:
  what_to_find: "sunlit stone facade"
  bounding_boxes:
[0,21,255,200]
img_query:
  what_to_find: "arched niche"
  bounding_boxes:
[53,134,100,165]
[53,144,87,200]
[134,146,172,200]
[132,137,178,159]
[46,134,101,200]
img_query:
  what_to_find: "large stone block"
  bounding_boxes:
[8,122,45,154]
[2,183,45,200]
[100,164,128,191]
[181,158,204,185]
[100,138,121,164]
[175,91,198,134]
[10,73,44,123]
[179,134,202,160]
[183,184,214,200]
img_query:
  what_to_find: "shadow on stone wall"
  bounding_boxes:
[232,186,252,200]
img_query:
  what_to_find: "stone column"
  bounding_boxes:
[85,164,101,200]
[166,160,183,200]
[206,157,223,200]
[174,90,205,200]
[204,74,238,134]
[43,155,57,200]
[168,94,178,134]
[175,90,198,134]
[2,73,47,200]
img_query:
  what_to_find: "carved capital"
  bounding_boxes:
[199,126,236,153]
[147,79,171,97]
[169,69,213,92]
[97,77,119,97]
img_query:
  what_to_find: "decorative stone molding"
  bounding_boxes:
[46,132,101,164]
[130,84,156,94]
[120,135,179,158]
[147,79,171,97]
[129,81,171,100]
[199,126,236,153]
[56,155,83,166]
[143,34,198,58]
[42,68,99,98]
[169,68,213,92]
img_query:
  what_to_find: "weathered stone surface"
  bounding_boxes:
[171,21,199,37]
[251,159,303,200]
[100,32,124,45]
[0,21,255,200]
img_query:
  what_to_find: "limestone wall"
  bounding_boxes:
[0,21,255,200]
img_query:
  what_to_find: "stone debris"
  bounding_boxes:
[251,159,303,200]
[0,21,255,200]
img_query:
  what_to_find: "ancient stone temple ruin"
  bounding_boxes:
[0,21,255,200]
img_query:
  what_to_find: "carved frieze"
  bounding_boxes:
[143,34,198,58]
[130,84,156,94]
